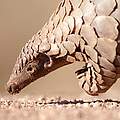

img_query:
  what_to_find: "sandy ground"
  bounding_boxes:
[0,97,120,120]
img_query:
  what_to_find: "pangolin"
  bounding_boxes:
[7,0,120,96]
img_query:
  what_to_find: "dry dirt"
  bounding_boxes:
[0,96,120,120]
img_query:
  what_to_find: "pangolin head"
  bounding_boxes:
[7,42,53,94]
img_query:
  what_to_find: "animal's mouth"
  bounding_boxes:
[7,77,33,95]
[7,73,31,95]
[7,83,20,95]
[7,71,42,95]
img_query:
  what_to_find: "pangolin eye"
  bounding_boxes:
[27,65,33,72]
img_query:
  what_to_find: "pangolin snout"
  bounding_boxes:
[7,83,20,94]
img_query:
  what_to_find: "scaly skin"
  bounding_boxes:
[7,0,120,96]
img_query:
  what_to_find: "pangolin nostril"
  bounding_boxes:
[7,85,12,94]
[7,84,17,94]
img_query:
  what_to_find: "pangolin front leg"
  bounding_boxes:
[7,0,120,96]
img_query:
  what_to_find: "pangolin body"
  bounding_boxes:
[7,0,120,96]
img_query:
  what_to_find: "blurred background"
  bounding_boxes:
[0,0,120,100]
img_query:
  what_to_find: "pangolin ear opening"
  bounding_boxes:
[37,53,53,69]
[44,56,53,68]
